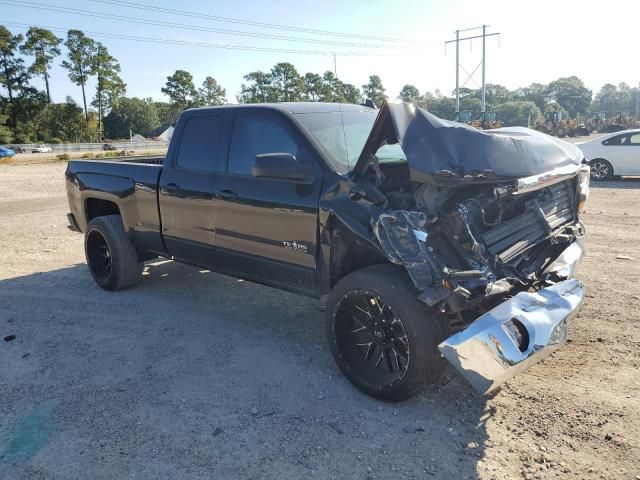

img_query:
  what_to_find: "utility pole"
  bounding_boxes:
[636,81,639,123]
[333,54,337,76]
[481,25,486,120]
[455,29,460,120]
[445,25,500,122]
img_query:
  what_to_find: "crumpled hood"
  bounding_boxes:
[354,101,584,184]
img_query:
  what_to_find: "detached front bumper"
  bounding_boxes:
[438,241,585,394]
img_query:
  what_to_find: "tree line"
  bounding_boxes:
[1,24,638,143]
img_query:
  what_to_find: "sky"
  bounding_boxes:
[3,0,640,105]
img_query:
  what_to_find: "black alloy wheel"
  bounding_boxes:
[84,215,143,291]
[325,264,447,401]
[334,290,410,386]
[86,229,113,284]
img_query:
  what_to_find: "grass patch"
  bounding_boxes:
[56,153,71,161]
[0,157,16,165]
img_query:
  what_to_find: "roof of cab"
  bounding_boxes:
[186,102,375,115]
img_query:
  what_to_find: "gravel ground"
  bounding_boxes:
[0,163,638,480]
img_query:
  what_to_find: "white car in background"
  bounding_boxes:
[577,129,640,180]
[31,144,53,153]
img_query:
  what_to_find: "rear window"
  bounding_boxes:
[175,115,227,173]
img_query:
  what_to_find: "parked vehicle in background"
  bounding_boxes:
[32,144,53,153]
[65,101,589,401]
[0,147,16,157]
[103,143,118,151]
[577,129,640,180]
[8,145,26,154]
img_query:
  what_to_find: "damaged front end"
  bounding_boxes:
[359,101,590,393]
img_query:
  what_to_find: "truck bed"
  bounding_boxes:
[120,156,164,165]
[65,158,165,255]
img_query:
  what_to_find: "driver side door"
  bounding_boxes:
[212,111,325,295]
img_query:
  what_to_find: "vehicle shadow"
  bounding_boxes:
[591,177,640,189]
[1,261,491,479]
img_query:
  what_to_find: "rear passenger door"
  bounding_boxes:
[158,111,230,266]
[620,133,640,174]
[213,111,324,295]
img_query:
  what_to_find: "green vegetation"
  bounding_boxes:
[237,63,363,104]
[20,27,62,104]
[91,42,126,135]
[103,97,159,139]
[61,30,97,122]
[1,23,638,143]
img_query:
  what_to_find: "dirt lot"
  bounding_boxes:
[0,163,638,480]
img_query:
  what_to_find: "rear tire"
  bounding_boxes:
[84,215,143,291]
[325,264,447,402]
[589,159,612,181]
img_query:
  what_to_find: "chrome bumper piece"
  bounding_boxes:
[438,242,585,394]
[543,238,584,280]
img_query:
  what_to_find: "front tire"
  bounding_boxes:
[325,264,447,401]
[84,215,143,291]
[589,159,612,181]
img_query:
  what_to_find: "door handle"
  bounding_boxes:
[216,189,238,200]
[164,182,180,192]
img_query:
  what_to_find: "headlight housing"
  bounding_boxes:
[576,164,590,213]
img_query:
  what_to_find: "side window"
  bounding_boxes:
[228,114,301,176]
[604,134,627,146]
[175,115,226,173]
[629,134,640,145]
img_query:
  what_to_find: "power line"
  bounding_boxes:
[3,21,388,56]
[2,0,409,50]
[88,0,419,44]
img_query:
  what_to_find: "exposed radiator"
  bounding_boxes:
[481,180,576,264]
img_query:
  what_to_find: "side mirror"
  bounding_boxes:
[252,153,315,184]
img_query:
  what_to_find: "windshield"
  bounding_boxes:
[295,110,406,173]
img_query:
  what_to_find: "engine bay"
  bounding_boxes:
[370,161,585,316]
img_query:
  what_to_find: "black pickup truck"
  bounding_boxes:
[66,101,589,401]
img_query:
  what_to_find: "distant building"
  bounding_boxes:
[131,134,147,144]
[148,125,174,142]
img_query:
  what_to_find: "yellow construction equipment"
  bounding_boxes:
[605,112,639,132]
[481,112,503,129]
[457,111,502,130]
[535,111,570,137]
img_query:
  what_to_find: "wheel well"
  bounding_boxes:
[85,198,121,221]
[330,225,387,289]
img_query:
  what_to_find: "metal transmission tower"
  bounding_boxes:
[445,25,500,121]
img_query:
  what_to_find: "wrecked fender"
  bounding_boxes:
[371,210,434,287]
